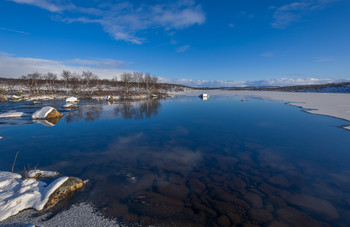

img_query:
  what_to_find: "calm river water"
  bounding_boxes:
[1,96,350,226]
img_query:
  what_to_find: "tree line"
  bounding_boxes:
[0,70,186,97]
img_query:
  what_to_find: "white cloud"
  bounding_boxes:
[10,0,74,12]
[176,45,190,53]
[228,23,235,28]
[0,26,29,34]
[271,0,337,29]
[10,0,205,44]
[0,55,133,79]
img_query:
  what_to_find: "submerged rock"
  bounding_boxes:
[32,106,63,119]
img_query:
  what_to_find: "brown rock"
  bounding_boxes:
[268,174,291,188]
[157,181,189,201]
[228,176,247,192]
[47,108,63,119]
[46,177,86,208]
[244,192,263,208]
[248,209,273,224]
[188,178,206,194]
[217,215,231,227]
[227,212,242,225]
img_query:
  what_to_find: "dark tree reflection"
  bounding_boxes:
[65,104,103,123]
[114,99,161,120]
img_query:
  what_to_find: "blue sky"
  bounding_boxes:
[0,0,349,86]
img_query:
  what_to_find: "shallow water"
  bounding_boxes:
[1,97,350,226]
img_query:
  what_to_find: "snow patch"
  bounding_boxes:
[0,171,68,221]
[26,170,59,179]
[66,97,79,103]
[31,107,54,119]
[0,111,25,118]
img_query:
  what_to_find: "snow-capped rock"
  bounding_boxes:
[0,111,25,118]
[32,106,63,119]
[62,103,77,109]
[66,97,79,103]
[0,171,68,221]
[10,95,22,101]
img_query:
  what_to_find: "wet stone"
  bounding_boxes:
[268,220,290,227]
[217,215,231,227]
[244,192,263,208]
[248,208,273,224]
[268,174,291,188]
[188,178,206,194]
[157,181,189,201]
[227,212,242,225]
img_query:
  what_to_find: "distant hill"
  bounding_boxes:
[192,82,350,93]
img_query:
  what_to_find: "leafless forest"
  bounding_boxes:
[0,70,188,98]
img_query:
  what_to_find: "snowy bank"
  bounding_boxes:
[32,106,63,119]
[0,171,68,221]
[0,111,25,118]
[26,170,59,179]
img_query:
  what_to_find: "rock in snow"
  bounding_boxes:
[32,106,63,119]
[66,97,79,103]
[26,170,59,179]
[0,171,68,221]
[0,111,25,118]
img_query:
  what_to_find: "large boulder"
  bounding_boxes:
[45,177,87,208]
[32,106,63,119]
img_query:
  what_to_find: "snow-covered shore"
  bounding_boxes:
[172,90,350,130]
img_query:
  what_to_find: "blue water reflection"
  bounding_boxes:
[1,96,350,226]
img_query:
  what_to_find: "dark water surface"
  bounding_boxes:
[1,97,350,226]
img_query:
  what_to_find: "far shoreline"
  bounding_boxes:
[171,90,350,130]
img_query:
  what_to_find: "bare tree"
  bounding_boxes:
[133,72,143,90]
[70,73,82,94]
[22,72,41,94]
[144,73,158,94]
[82,71,98,94]
[120,73,133,94]
[61,70,72,94]
[44,72,57,94]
